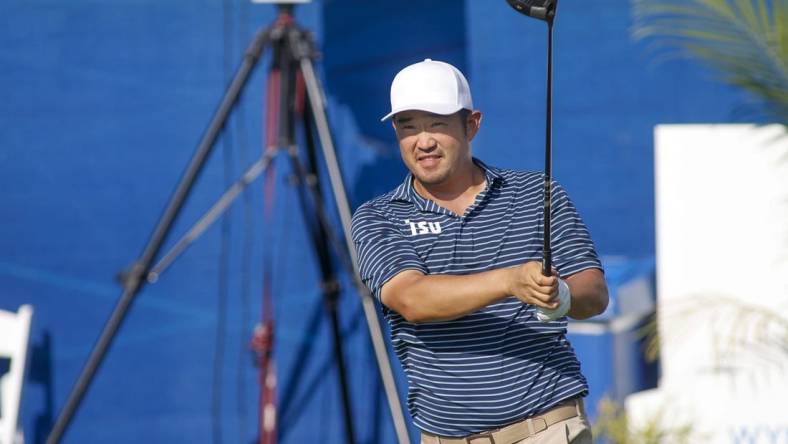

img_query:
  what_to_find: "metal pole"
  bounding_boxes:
[146,152,277,282]
[46,27,272,444]
[296,38,412,444]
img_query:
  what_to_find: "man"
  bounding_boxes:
[351,59,608,444]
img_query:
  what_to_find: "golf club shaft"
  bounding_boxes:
[542,19,554,277]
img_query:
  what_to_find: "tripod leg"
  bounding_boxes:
[285,141,357,444]
[264,18,356,442]
[148,152,277,281]
[296,43,411,444]
[45,27,273,444]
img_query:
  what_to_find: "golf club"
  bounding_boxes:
[506,0,557,277]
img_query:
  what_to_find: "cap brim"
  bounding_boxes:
[380,103,465,122]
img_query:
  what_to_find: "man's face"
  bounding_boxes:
[393,110,480,187]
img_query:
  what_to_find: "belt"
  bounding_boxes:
[421,398,584,444]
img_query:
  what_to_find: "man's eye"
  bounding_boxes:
[431,122,446,127]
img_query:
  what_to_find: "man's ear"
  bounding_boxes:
[466,110,482,141]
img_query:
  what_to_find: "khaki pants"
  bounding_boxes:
[513,415,592,444]
[420,398,592,444]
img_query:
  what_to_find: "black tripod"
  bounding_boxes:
[46,5,410,444]
[258,7,357,442]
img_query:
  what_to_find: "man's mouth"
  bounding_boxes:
[417,154,442,167]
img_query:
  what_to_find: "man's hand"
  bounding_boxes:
[535,278,572,321]
[506,261,560,310]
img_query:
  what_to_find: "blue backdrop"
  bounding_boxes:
[0,0,748,443]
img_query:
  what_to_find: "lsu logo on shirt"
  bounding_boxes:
[405,219,442,235]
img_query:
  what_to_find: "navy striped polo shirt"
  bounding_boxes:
[351,159,602,436]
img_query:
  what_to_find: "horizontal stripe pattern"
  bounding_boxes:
[351,159,602,436]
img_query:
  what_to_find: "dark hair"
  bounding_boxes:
[458,109,472,134]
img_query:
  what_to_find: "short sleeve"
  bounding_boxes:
[549,182,603,276]
[351,203,428,300]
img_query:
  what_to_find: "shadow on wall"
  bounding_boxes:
[322,0,468,143]
[29,333,54,444]
[8,331,54,444]
[351,145,407,207]
[321,0,468,207]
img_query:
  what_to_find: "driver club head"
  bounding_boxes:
[506,0,557,21]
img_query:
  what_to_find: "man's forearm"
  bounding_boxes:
[381,261,575,323]
[565,268,609,320]
[381,268,513,323]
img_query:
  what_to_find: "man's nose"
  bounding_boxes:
[416,131,436,150]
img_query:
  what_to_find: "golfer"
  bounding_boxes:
[351,59,609,444]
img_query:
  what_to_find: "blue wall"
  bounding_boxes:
[1,1,748,443]
[465,1,746,258]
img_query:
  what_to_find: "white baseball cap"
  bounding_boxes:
[381,59,473,122]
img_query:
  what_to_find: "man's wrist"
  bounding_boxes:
[500,265,516,298]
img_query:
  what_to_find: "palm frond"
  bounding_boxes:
[640,294,788,378]
[632,0,788,124]
[593,396,694,444]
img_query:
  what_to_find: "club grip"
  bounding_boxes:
[542,251,552,276]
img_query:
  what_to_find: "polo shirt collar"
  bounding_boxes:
[389,158,504,209]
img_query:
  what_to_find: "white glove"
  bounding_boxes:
[535,278,571,322]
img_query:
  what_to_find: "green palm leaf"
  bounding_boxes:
[632,0,788,124]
